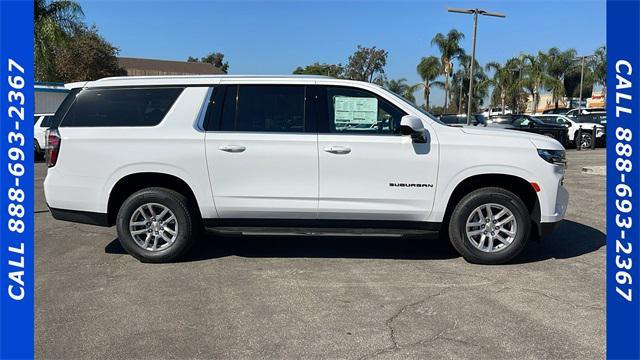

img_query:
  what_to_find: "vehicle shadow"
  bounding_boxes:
[105,220,605,263]
[513,219,606,263]
[105,232,459,261]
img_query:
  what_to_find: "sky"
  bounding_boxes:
[77,0,606,106]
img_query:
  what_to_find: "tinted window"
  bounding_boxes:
[325,87,406,134]
[50,88,80,127]
[218,85,305,132]
[61,87,183,127]
[440,115,464,124]
[40,116,54,127]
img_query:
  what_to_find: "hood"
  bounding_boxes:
[459,126,565,150]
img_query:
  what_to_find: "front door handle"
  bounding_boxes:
[323,146,351,154]
[219,145,246,153]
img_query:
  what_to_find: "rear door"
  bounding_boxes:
[204,84,319,219]
[316,85,438,221]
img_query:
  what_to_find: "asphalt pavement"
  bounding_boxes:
[35,149,606,359]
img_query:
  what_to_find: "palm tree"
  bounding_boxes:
[34,0,84,81]
[591,46,606,104]
[485,61,510,114]
[452,55,488,114]
[503,57,529,113]
[431,29,465,110]
[383,78,418,103]
[416,56,442,111]
[522,52,548,113]
[543,47,577,109]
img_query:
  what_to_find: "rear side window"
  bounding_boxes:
[61,87,184,127]
[40,116,54,127]
[218,85,306,132]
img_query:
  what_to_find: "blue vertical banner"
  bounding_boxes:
[0,0,35,359]
[607,0,640,359]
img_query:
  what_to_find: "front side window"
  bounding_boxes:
[325,87,406,135]
[61,87,184,127]
[220,85,306,132]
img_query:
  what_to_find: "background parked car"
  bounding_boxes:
[488,114,569,145]
[480,107,512,117]
[439,113,487,127]
[541,108,571,115]
[565,107,606,117]
[534,114,605,148]
[34,113,55,159]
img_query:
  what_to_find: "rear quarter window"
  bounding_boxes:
[61,87,184,127]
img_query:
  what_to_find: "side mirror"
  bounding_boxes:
[400,115,427,143]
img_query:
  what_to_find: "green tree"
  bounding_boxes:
[344,45,388,84]
[485,61,509,113]
[383,78,418,103]
[54,25,126,82]
[34,0,84,81]
[522,52,549,113]
[543,47,577,109]
[591,46,607,103]
[416,56,442,111]
[451,54,488,114]
[186,52,229,73]
[293,62,344,78]
[431,29,466,110]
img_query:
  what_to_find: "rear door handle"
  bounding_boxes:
[219,145,246,153]
[323,146,351,154]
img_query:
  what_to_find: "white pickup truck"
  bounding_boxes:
[44,75,568,264]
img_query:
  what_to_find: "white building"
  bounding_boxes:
[35,82,69,115]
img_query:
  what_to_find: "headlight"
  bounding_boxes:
[596,128,604,136]
[537,149,567,166]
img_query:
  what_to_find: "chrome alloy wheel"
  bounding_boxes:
[465,203,517,253]
[129,203,178,251]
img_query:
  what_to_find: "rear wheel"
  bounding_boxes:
[116,187,197,263]
[576,132,593,149]
[448,187,530,264]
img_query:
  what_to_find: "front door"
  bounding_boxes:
[205,85,318,219]
[316,86,438,221]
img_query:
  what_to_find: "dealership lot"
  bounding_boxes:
[35,149,605,359]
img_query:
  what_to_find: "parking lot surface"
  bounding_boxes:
[36,149,606,359]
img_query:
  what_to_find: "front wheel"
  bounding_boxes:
[116,187,197,263]
[448,187,531,264]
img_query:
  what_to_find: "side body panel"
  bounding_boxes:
[43,87,218,219]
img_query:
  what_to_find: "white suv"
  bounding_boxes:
[34,113,55,157]
[534,114,605,148]
[44,75,569,264]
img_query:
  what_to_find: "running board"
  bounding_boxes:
[208,227,440,238]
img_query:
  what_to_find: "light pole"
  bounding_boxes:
[574,55,594,113]
[448,8,505,124]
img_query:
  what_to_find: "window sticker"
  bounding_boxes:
[333,96,378,130]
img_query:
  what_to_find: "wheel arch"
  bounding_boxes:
[106,172,201,226]
[442,173,541,238]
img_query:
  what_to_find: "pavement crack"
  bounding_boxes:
[357,289,450,360]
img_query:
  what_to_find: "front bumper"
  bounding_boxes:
[539,220,563,238]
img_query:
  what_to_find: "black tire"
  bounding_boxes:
[575,132,592,149]
[448,187,530,265]
[116,187,197,263]
[34,140,44,160]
